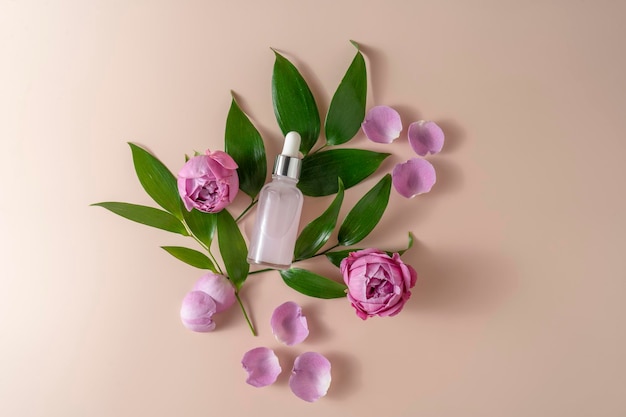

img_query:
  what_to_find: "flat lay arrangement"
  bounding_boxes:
[93,41,444,401]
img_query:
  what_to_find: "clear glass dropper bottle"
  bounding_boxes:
[247,131,304,269]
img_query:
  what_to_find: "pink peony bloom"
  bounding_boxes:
[177,150,239,213]
[340,249,417,320]
[180,290,217,332]
[192,272,236,313]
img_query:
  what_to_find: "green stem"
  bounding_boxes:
[318,243,340,255]
[309,143,330,155]
[235,292,257,336]
[294,243,341,263]
[249,268,274,275]
[182,221,224,275]
[236,199,258,223]
[206,251,223,275]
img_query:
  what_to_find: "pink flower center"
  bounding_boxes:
[195,180,226,206]
[365,266,394,299]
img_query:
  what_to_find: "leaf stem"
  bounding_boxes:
[235,291,257,336]
[181,221,224,275]
[236,199,258,223]
[320,243,340,254]
[249,267,274,275]
[206,250,224,275]
[294,243,341,262]
[309,143,330,155]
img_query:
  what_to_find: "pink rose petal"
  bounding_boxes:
[392,158,436,198]
[270,301,309,346]
[180,290,217,332]
[192,272,236,313]
[408,120,444,156]
[361,106,403,143]
[289,352,332,402]
[241,347,282,387]
[206,149,239,170]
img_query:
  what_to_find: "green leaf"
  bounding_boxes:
[298,149,389,196]
[338,174,392,246]
[326,232,414,267]
[294,179,345,260]
[182,208,216,249]
[129,143,182,219]
[271,50,320,155]
[161,246,217,271]
[398,232,415,256]
[225,96,267,198]
[184,151,202,163]
[280,268,347,299]
[325,43,367,146]
[216,210,249,289]
[91,202,188,236]
[325,249,360,268]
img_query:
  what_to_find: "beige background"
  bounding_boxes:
[2,1,625,416]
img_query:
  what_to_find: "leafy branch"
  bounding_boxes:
[92,41,417,335]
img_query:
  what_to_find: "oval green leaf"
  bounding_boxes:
[325,249,361,268]
[338,174,392,246]
[325,44,367,146]
[272,50,320,155]
[225,96,267,198]
[294,179,344,261]
[91,202,188,236]
[216,209,249,289]
[182,208,216,249]
[280,268,347,299]
[161,246,217,271]
[298,149,389,196]
[129,143,182,219]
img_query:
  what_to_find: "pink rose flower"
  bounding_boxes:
[340,249,417,320]
[177,150,239,213]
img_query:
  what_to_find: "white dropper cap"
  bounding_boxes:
[282,131,301,157]
[273,131,302,179]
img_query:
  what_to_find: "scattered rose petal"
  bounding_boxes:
[241,347,282,387]
[392,158,436,198]
[408,120,444,156]
[289,352,331,402]
[192,272,236,313]
[361,106,403,143]
[270,301,309,346]
[180,290,217,332]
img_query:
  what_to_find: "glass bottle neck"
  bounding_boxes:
[272,174,299,184]
[273,154,301,179]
